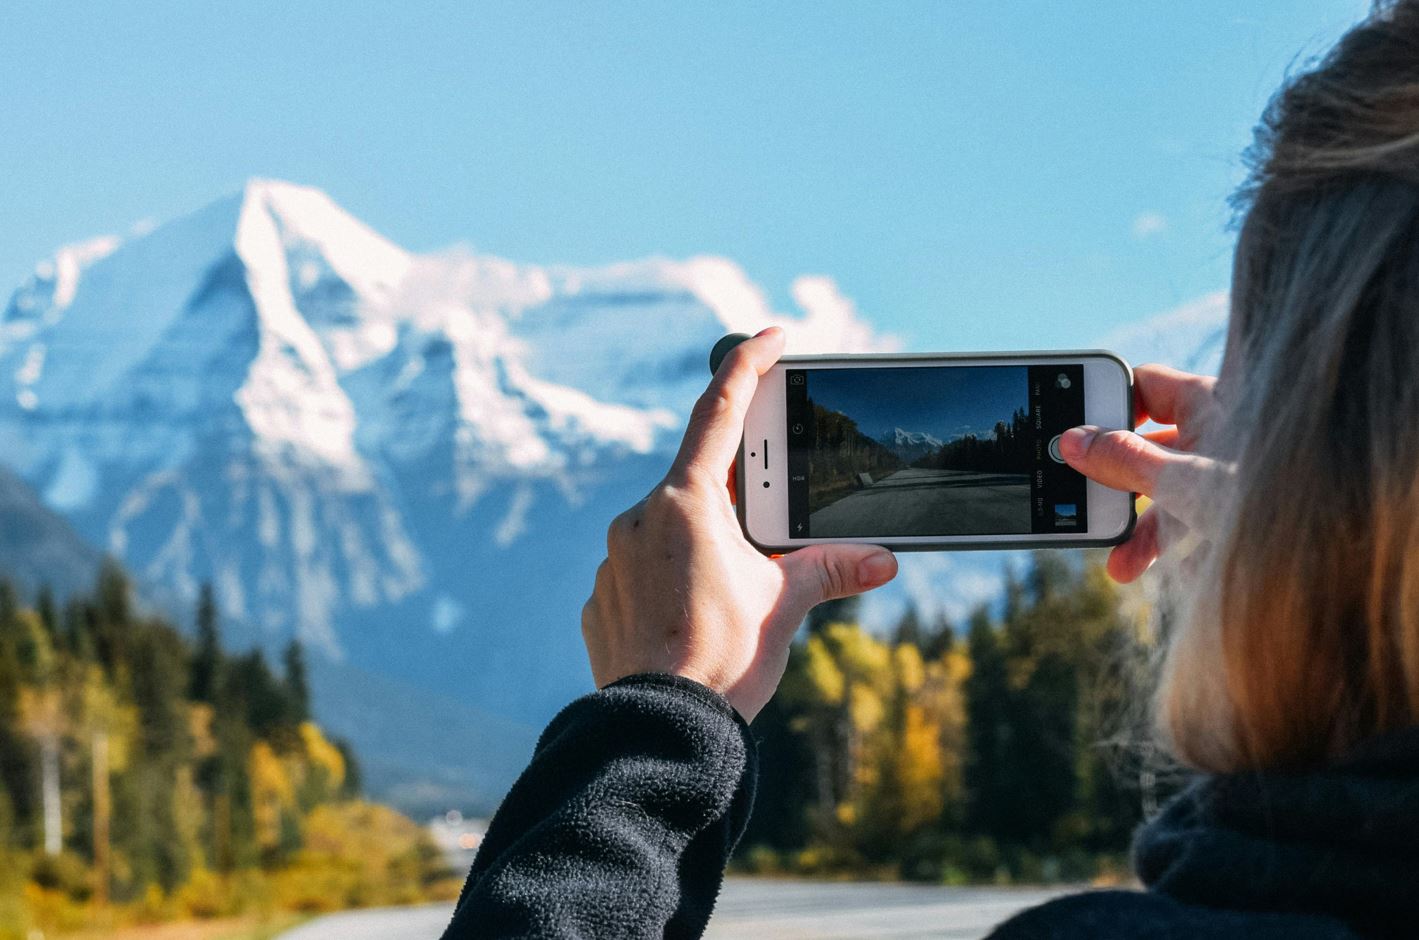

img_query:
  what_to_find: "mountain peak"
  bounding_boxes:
[242,176,312,200]
[236,179,413,308]
[879,427,944,462]
[887,427,943,447]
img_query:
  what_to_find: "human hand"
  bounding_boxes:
[581,328,899,721]
[1058,363,1229,583]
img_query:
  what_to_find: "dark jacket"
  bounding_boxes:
[993,725,1419,938]
[442,674,1419,939]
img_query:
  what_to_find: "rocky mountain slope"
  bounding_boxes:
[0,466,101,598]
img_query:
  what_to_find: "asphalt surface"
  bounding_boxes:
[809,468,1031,537]
[278,880,1070,939]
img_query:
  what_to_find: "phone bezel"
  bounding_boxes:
[737,350,1136,552]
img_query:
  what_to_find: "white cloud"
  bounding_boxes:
[1131,212,1168,240]
[786,275,901,354]
[1097,291,1230,375]
[672,259,899,355]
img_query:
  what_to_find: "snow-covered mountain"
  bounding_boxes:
[0,180,1228,809]
[0,180,897,806]
[0,180,889,650]
[878,427,945,463]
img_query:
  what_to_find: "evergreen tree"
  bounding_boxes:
[34,585,57,639]
[997,553,1081,847]
[334,737,363,798]
[124,622,194,892]
[962,606,1010,838]
[0,581,15,633]
[0,580,36,849]
[806,595,860,635]
[60,598,96,662]
[739,656,815,851]
[228,651,292,740]
[92,560,133,676]
[892,604,924,648]
[207,650,263,872]
[189,584,221,704]
[921,612,955,659]
[282,640,310,725]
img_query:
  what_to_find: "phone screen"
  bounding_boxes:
[784,364,1087,538]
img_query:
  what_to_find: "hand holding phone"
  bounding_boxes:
[581,328,898,722]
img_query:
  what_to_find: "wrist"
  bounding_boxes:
[605,672,750,725]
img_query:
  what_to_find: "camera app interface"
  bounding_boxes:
[785,364,1087,538]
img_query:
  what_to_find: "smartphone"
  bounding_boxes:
[737,350,1134,552]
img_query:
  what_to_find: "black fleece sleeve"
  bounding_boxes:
[440,673,759,940]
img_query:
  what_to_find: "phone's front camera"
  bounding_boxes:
[762,481,770,488]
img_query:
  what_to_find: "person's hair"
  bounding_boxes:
[1157,0,1419,773]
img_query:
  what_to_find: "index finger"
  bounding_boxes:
[669,328,785,483]
[1132,364,1217,428]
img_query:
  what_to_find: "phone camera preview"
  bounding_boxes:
[777,360,1099,543]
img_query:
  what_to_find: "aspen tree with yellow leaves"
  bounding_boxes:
[741,552,1153,883]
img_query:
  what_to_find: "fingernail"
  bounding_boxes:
[858,551,897,587]
[1061,426,1098,460]
[754,326,782,338]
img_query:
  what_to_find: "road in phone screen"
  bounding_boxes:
[785,364,1086,539]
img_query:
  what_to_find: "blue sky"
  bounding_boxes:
[808,366,1025,444]
[0,0,1368,351]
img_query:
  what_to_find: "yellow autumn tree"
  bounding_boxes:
[248,741,295,854]
[855,643,950,860]
[295,722,346,809]
[774,619,977,873]
[274,802,454,912]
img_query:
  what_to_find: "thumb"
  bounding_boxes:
[1059,425,1171,497]
[778,544,898,613]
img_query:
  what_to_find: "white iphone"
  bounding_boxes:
[737,350,1135,552]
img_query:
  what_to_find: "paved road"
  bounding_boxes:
[278,880,1070,939]
[280,904,454,940]
[811,468,1031,537]
[704,880,1067,939]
